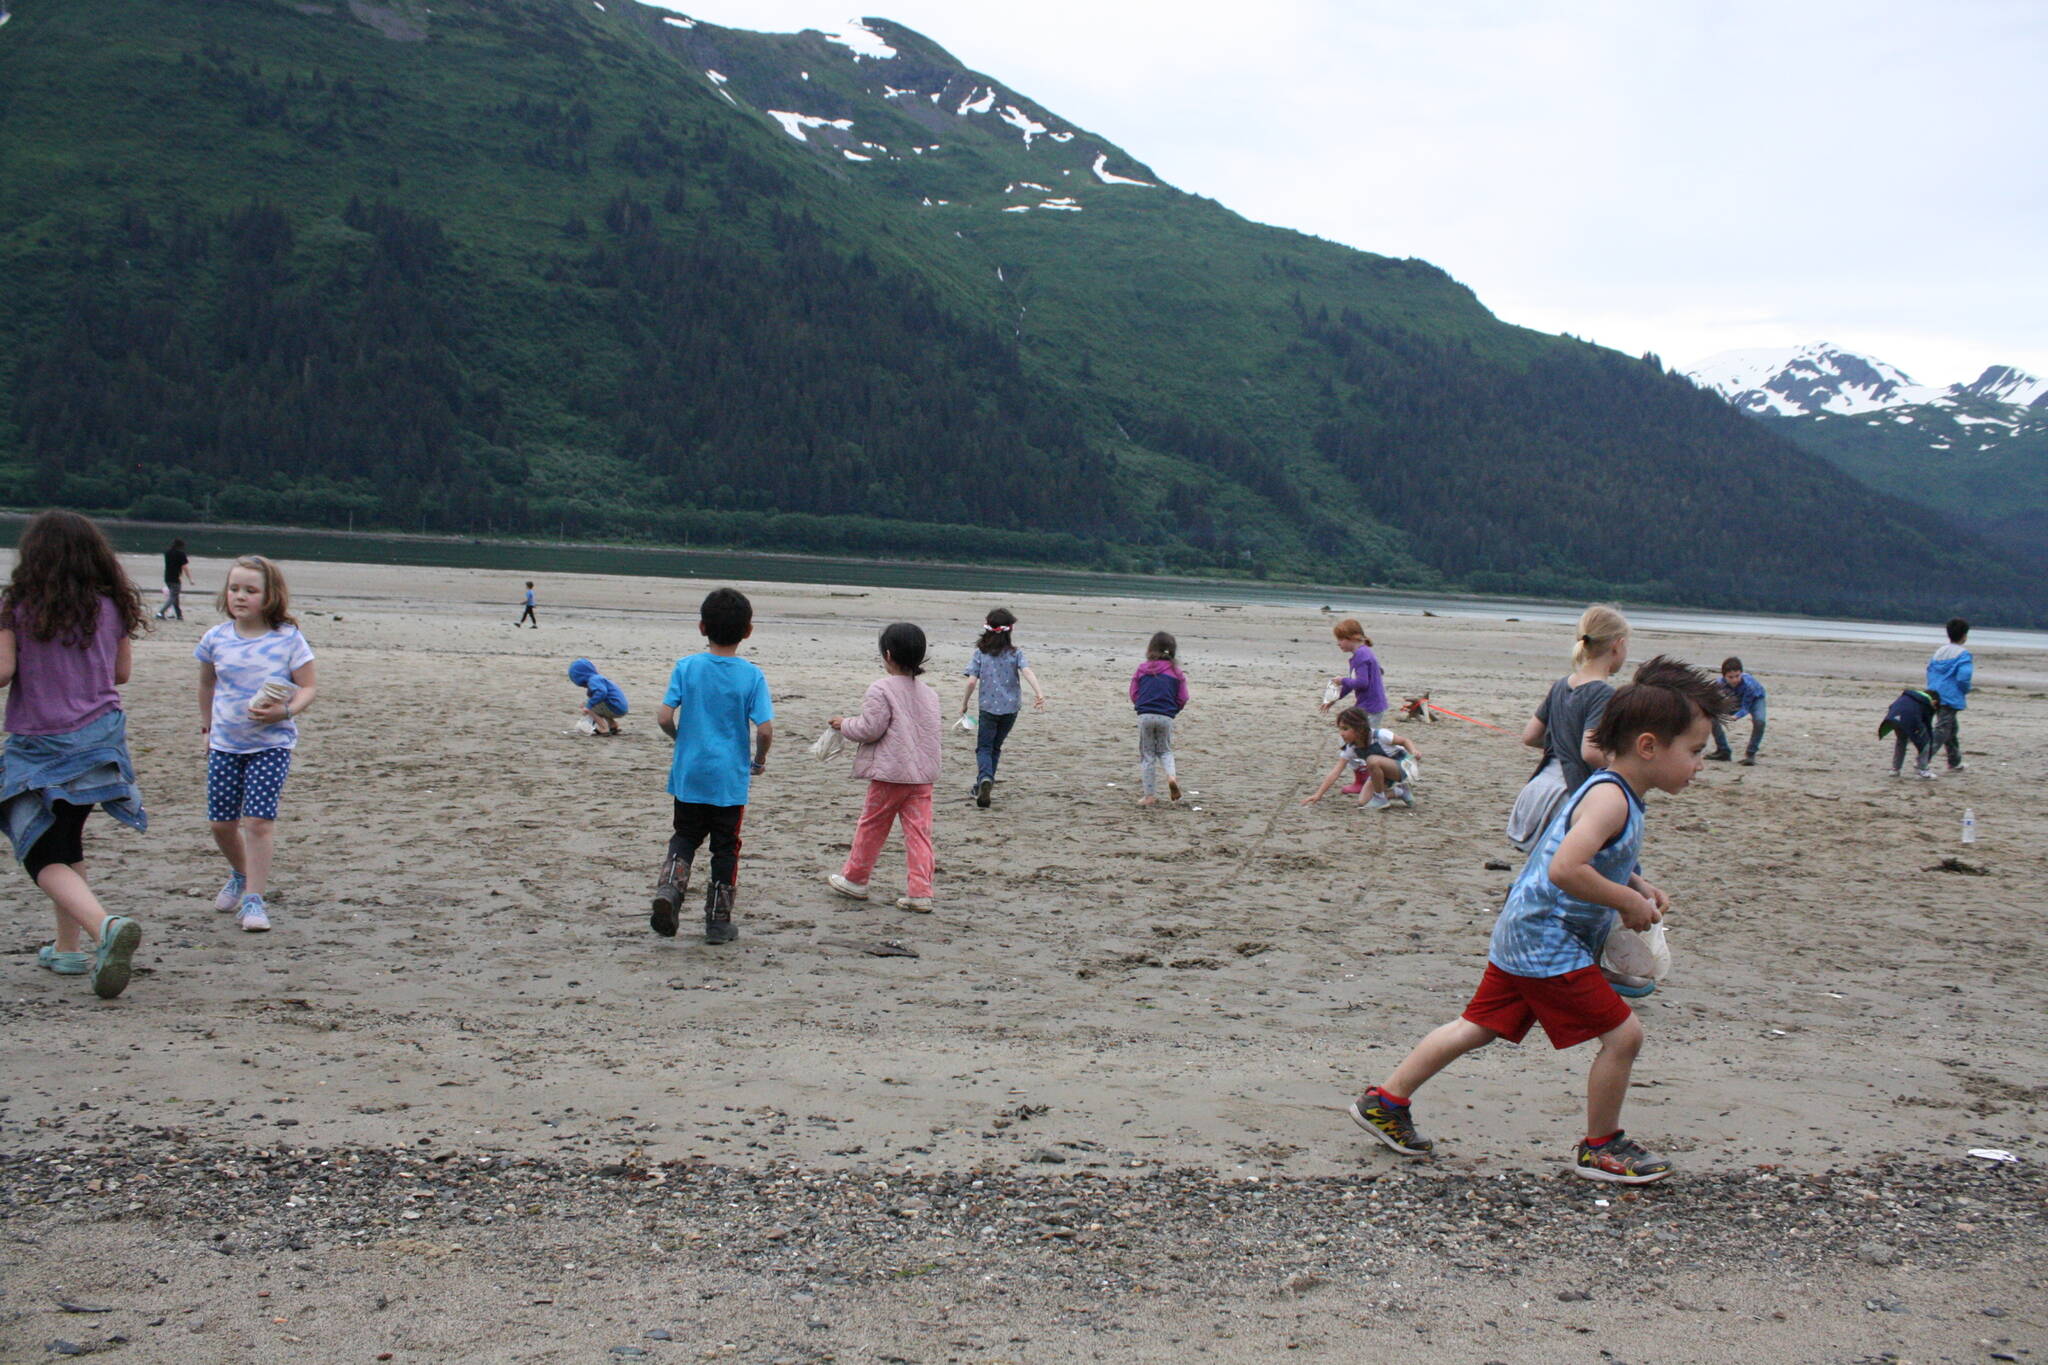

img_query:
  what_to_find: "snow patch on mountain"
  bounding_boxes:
[819,19,895,60]
[957,86,996,116]
[998,104,1047,146]
[1091,154,1152,187]
[661,14,696,27]
[767,111,855,143]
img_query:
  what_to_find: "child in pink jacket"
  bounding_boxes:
[826,623,943,913]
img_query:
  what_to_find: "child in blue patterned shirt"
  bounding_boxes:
[1348,657,1729,1184]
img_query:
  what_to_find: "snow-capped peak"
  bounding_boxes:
[1956,364,2048,409]
[1682,342,1942,417]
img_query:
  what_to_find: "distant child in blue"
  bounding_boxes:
[1706,656,1766,765]
[959,607,1047,809]
[1349,657,1730,1185]
[1129,630,1189,806]
[568,657,626,736]
[516,581,538,628]
[1880,686,1938,779]
[1925,617,1972,771]
[651,588,773,945]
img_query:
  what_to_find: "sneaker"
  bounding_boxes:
[895,895,932,913]
[237,894,272,933]
[1886,768,1900,778]
[650,844,690,938]
[1393,783,1415,808]
[1363,793,1390,811]
[1949,762,1968,772]
[1915,768,1937,781]
[703,882,737,945]
[1738,755,1756,767]
[827,873,869,901]
[1348,1090,1433,1156]
[90,915,141,999]
[1572,1132,1672,1184]
[215,870,246,912]
[975,777,993,808]
[1704,751,1732,762]
[37,943,92,975]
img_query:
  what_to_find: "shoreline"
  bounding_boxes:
[19,509,2044,643]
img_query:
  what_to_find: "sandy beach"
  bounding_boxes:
[3,555,2043,1362]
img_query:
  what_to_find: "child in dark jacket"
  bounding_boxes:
[1130,631,1189,806]
[568,657,627,736]
[1881,687,1938,779]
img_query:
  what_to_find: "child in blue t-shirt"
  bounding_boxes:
[1348,657,1730,1185]
[650,588,773,945]
[1706,656,1766,765]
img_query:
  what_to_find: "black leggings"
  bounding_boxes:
[24,800,91,881]
[672,800,744,887]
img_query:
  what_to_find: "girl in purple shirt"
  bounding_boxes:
[0,511,148,998]
[1320,618,1388,793]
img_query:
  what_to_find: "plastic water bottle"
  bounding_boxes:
[1962,807,1977,844]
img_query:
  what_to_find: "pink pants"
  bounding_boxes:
[842,780,934,897]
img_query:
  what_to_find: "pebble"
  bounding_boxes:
[1855,1240,1900,1266]
[1027,1147,1067,1164]
[609,1349,648,1358]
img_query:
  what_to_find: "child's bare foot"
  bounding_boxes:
[1167,778,1182,801]
[1138,795,1156,807]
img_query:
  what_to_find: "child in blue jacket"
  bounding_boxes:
[568,657,627,736]
[1706,657,1766,765]
[1925,618,1973,771]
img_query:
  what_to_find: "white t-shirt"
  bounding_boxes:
[196,622,316,753]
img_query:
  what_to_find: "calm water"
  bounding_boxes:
[70,520,2048,653]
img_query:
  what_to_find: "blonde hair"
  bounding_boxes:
[1571,603,1629,671]
[1333,617,1371,647]
[217,555,298,629]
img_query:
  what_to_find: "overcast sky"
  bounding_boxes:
[666,1,2046,385]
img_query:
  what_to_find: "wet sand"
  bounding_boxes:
[3,555,2042,1361]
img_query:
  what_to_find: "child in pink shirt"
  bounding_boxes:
[826,623,943,913]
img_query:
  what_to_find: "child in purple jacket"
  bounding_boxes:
[1321,618,1387,793]
[1131,631,1190,806]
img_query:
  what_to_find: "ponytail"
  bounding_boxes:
[1571,603,1629,671]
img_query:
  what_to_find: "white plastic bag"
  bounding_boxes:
[808,726,850,760]
[1321,680,1342,706]
[1505,761,1568,850]
[954,713,977,732]
[1602,922,1671,982]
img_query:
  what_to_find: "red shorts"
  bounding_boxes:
[1462,962,1633,1050]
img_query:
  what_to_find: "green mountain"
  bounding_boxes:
[1,0,2039,623]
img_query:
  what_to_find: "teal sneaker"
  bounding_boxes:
[215,870,246,912]
[90,916,141,999]
[37,944,91,975]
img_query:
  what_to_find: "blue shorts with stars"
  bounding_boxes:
[207,748,293,822]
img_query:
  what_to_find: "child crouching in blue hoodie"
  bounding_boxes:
[569,658,627,736]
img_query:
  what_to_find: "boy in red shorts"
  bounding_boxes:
[1348,657,1729,1183]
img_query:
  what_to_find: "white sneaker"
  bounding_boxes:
[1393,783,1415,808]
[895,896,932,913]
[1915,769,1937,781]
[237,894,272,932]
[215,870,246,912]
[827,873,869,901]
[1364,793,1390,811]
